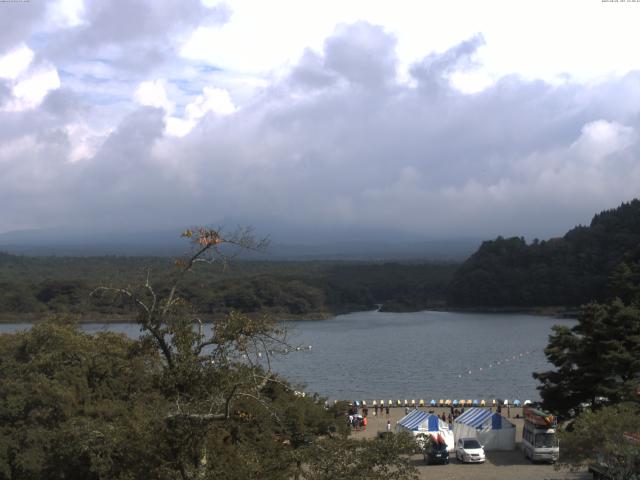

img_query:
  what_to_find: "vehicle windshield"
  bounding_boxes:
[534,433,558,448]
[431,443,447,451]
[463,439,481,449]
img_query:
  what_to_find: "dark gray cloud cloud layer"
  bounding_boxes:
[2,21,640,240]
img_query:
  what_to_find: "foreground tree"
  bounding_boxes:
[0,227,419,480]
[558,403,640,480]
[534,247,640,417]
[534,247,640,475]
[90,227,345,479]
[533,300,640,416]
[0,321,166,480]
[300,432,419,480]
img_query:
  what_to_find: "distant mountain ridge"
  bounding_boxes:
[0,226,480,260]
[448,199,640,308]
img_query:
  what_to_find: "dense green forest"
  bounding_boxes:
[2,199,640,320]
[532,244,640,477]
[0,228,420,479]
[0,252,456,320]
[449,199,640,308]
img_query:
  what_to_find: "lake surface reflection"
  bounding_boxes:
[270,310,575,402]
[0,310,575,402]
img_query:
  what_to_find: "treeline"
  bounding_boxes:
[448,199,640,307]
[4,199,639,319]
[0,253,457,319]
[531,243,640,476]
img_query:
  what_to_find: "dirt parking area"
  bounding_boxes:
[351,407,591,480]
[410,450,589,480]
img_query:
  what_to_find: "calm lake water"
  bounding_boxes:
[0,310,575,402]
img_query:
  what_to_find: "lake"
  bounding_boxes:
[271,310,575,402]
[0,310,574,403]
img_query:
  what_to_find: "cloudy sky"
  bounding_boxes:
[2,0,640,242]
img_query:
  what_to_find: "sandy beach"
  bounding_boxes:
[350,407,590,480]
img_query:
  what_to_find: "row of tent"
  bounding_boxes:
[353,399,531,407]
[396,407,516,451]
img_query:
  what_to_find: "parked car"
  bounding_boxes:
[455,437,485,463]
[588,463,613,480]
[423,440,449,465]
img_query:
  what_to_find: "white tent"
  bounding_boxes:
[453,407,515,451]
[396,410,454,452]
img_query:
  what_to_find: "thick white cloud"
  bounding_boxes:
[184,0,640,88]
[134,79,174,113]
[44,0,229,73]
[8,63,61,111]
[569,120,636,162]
[0,45,61,112]
[134,81,236,137]
[166,86,236,137]
[0,44,34,79]
[2,2,640,242]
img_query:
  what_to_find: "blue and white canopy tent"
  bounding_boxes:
[453,407,515,451]
[396,410,454,452]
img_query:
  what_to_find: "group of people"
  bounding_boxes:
[373,404,390,417]
[347,403,395,430]
[348,413,367,430]
[347,404,369,430]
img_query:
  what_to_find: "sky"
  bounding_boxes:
[2,0,640,242]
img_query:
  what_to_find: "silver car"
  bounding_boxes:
[455,437,486,463]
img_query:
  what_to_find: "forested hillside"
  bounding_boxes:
[448,199,640,307]
[4,200,638,319]
[0,253,456,320]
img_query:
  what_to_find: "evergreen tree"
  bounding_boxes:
[449,199,640,308]
[534,246,640,416]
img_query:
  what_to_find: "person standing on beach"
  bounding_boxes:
[386,420,391,431]
[385,406,390,417]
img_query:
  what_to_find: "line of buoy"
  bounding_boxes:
[456,349,538,378]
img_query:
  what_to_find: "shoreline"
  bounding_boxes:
[0,310,337,324]
[0,305,578,324]
[423,305,579,318]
